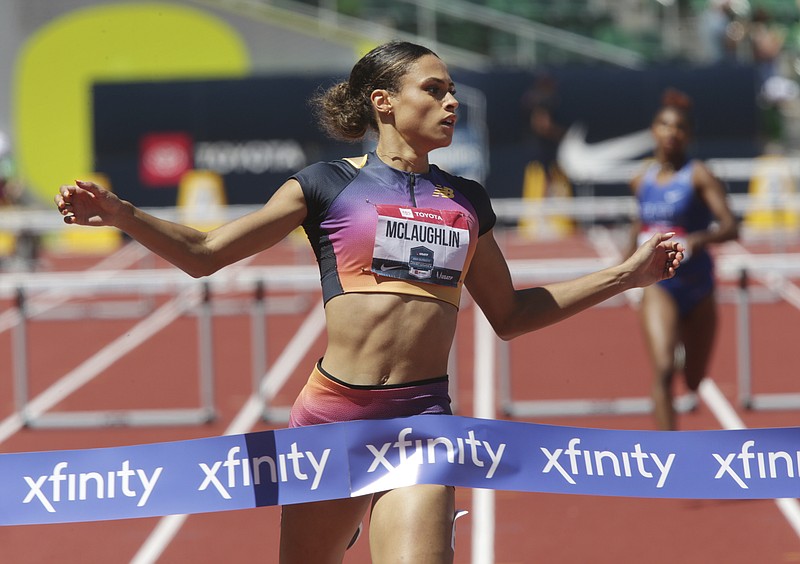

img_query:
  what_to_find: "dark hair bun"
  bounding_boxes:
[661,88,692,111]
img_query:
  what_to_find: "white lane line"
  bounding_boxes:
[700,378,800,539]
[130,301,325,564]
[715,241,800,539]
[696,379,745,430]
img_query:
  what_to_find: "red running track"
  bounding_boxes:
[1,231,799,563]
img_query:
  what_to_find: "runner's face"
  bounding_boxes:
[389,55,459,153]
[652,107,690,157]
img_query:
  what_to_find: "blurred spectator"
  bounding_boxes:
[748,7,793,148]
[698,0,741,63]
[0,134,42,270]
[749,6,786,88]
[0,131,11,205]
[0,154,23,206]
[518,73,573,238]
[521,73,565,172]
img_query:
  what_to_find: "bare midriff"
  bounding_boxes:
[320,292,458,386]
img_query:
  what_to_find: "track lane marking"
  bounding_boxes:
[130,300,325,564]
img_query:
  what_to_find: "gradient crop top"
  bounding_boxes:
[293,152,496,308]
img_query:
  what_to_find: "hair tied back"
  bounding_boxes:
[661,88,692,112]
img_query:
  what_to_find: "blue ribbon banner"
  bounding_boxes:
[2,415,800,526]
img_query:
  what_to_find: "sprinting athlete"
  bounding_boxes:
[56,41,683,563]
[628,88,738,431]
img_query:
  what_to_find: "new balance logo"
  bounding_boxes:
[432,186,455,199]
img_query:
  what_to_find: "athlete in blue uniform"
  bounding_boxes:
[628,88,738,431]
[57,42,684,563]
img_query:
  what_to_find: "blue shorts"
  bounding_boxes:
[657,250,714,318]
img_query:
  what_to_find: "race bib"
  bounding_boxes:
[371,205,470,287]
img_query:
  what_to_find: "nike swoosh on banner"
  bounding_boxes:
[380,264,406,272]
[557,124,654,181]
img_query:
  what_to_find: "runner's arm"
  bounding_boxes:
[465,229,682,340]
[56,179,307,277]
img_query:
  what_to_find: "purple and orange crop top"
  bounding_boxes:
[292,152,496,308]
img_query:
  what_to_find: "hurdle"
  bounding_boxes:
[183,265,319,423]
[247,276,319,424]
[11,280,216,428]
[494,257,697,418]
[496,248,800,418]
[723,253,800,411]
[2,265,318,428]
[497,328,698,418]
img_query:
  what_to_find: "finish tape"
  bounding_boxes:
[3,415,799,526]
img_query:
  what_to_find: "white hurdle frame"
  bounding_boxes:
[491,252,800,418]
[495,251,800,418]
[734,265,800,411]
[2,266,319,429]
[7,237,800,428]
[495,258,697,418]
[11,282,216,428]
[497,326,698,418]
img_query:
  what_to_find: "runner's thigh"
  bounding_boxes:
[369,484,456,564]
[280,495,372,564]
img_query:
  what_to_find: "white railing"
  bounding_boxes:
[5,190,799,236]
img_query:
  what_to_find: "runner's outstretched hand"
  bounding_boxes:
[624,231,684,288]
[55,180,125,227]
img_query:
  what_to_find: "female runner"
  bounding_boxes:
[57,41,683,563]
[628,88,738,431]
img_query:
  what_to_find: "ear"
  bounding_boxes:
[370,89,393,116]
